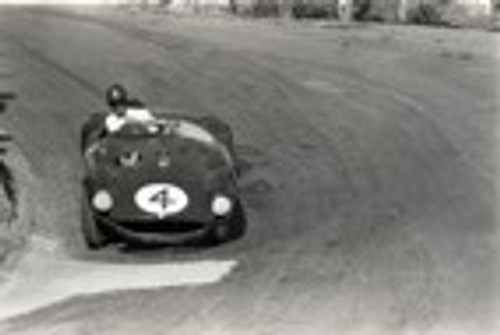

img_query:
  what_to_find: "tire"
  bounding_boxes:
[207,200,247,245]
[81,196,109,250]
[197,116,240,176]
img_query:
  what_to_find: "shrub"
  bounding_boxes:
[0,161,15,207]
[407,3,444,25]
[292,1,338,19]
[241,0,338,19]
[353,0,373,21]
[441,2,494,28]
[249,0,281,17]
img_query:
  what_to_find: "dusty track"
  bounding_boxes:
[0,6,497,334]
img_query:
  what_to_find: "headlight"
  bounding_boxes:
[211,195,233,216]
[92,190,113,212]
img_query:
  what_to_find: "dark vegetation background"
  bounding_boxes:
[154,0,498,29]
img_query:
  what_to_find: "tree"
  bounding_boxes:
[228,0,238,14]
[397,0,409,22]
[278,0,294,18]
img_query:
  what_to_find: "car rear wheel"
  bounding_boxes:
[197,115,242,176]
[81,113,105,152]
[197,116,235,152]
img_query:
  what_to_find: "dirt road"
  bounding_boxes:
[0,6,497,334]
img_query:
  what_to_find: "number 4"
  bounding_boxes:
[150,188,173,209]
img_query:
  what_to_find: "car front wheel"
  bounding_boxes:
[207,200,247,246]
[81,196,110,250]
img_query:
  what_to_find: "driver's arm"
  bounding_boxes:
[105,114,126,133]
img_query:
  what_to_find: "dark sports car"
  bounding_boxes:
[80,96,246,249]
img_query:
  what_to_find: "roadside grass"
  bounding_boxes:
[0,160,17,267]
[0,147,35,276]
[0,160,16,210]
[0,172,19,278]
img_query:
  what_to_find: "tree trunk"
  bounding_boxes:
[398,0,409,22]
[338,0,353,22]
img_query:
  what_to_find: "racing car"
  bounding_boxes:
[80,85,246,249]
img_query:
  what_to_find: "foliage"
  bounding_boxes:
[406,3,444,25]
[292,0,338,19]
[0,161,15,207]
[245,0,282,17]
[239,0,338,19]
[168,0,495,29]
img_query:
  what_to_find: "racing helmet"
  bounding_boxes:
[106,84,128,110]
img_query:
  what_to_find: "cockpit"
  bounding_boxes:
[112,118,216,145]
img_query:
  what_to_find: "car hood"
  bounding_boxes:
[88,130,231,177]
[84,133,236,221]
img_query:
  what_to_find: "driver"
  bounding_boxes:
[104,84,155,133]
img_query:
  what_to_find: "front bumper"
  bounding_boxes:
[97,214,216,246]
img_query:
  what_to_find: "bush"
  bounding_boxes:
[441,3,494,28]
[241,0,338,19]
[0,160,18,268]
[0,161,15,207]
[352,0,373,21]
[355,0,400,22]
[249,0,281,17]
[407,3,444,25]
[292,2,338,19]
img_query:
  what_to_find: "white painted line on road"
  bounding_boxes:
[0,236,237,321]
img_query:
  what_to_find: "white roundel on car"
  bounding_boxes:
[135,183,189,218]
